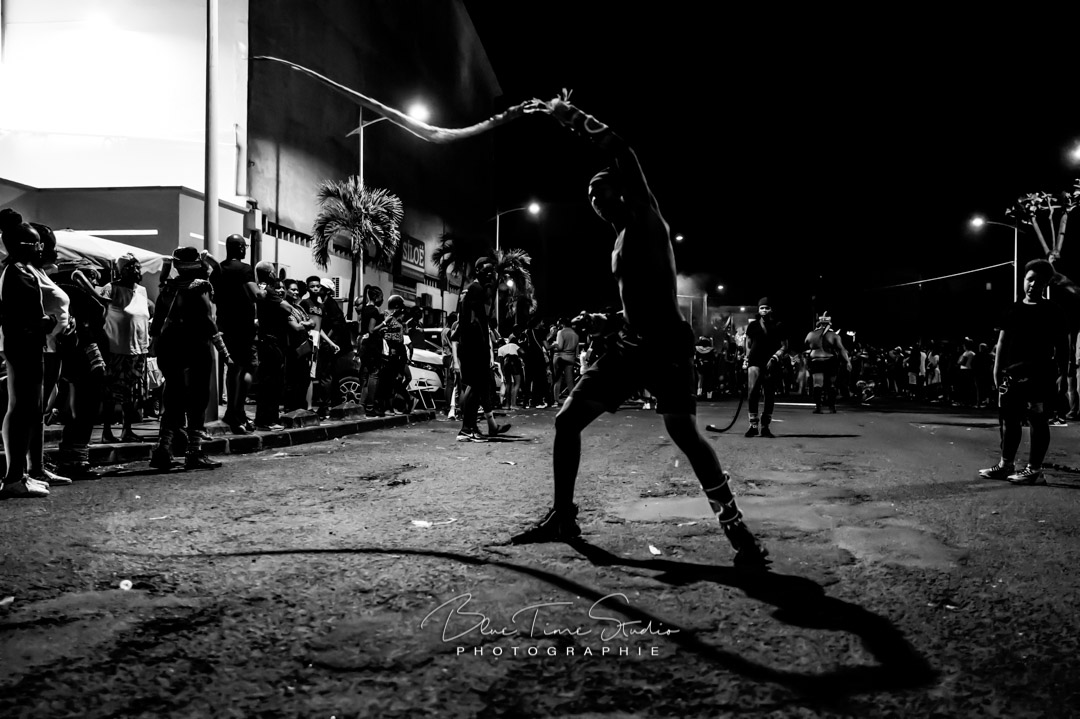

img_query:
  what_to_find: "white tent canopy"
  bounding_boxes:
[0,229,166,274]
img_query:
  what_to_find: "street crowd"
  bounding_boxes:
[0,209,446,499]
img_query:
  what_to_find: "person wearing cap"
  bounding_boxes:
[511,94,768,567]
[453,257,511,441]
[379,294,409,414]
[743,297,787,437]
[313,277,346,417]
[96,253,153,444]
[211,233,262,434]
[804,311,851,413]
[149,246,233,471]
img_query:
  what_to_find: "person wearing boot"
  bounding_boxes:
[805,312,851,414]
[150,246,233,471]
[743,298,787,437]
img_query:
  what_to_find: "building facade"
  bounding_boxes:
[0,0,499,315]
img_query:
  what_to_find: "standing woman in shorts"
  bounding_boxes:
[0,209,53,498]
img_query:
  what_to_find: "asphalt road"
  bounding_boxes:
[2,399,1079,718]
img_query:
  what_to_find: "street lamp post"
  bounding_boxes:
[970,216,1019,302]
[354,102,429,314]
[490,203,541,325]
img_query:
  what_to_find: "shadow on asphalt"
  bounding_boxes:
[565,540,938,700]
[155,544,938,704]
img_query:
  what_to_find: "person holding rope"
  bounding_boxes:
[743,297,786,437]
[508,92,768,567]
[805,312,851,414]
[978,259,1069,485]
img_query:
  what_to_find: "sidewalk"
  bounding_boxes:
[4,404,436,473]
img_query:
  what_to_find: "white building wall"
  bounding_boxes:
[0,0,249,206]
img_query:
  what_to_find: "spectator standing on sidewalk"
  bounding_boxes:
[282,279,316,412]
[97,254,152,443]
[509,93,768,566]
[213,234,261,434]
[254,278,296,430]
[314,278,346,417]
[150,247,232,471]
[979,259,1069,485]
[0,210,57,498]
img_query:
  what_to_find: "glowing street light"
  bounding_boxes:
[674,233,685,243]
[716,284,725,292]
[970,214,1019,301]
[490,202,543,324]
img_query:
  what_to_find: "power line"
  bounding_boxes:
[868,261,1013,291]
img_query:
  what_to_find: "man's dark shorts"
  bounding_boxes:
[809,356,838,375]
[220,325,258,368]
[459,357,496,411]
[999,374,1055,415]
[570,320,696,415]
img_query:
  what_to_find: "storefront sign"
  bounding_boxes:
[401,237,426,280]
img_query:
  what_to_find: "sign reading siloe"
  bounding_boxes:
[402,237,425,274]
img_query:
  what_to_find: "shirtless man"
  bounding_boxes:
[804,312,851,413]
[509,92,768,567]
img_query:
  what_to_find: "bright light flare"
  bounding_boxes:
[527,202,541,215]
[716,285,725,292]
[407,103,431,122]
[970,216,986,229]
[674,234,685,242]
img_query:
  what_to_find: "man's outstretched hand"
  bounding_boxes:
[522,88,574,116]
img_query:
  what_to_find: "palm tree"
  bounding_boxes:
[495,247,535,326]
[432,230,489,303]
[311,176,403,318]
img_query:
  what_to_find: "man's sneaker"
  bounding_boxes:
[255,423,285,432]
[185,452,222,470]
[30,468,73,486]
[1009,466,1046,485]
[534,403,549,409]
[760,426,775,438]
[744,426,759,438]
[721,518,770,568]
[1050,417,1068,427]
[0,478,50,499]
[978,463,1015,480]
[456,429,488,442]
[510,505,581,545]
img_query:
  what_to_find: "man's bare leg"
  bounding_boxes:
[511,395,606,544]
[664,413,769,566]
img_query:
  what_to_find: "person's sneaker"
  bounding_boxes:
[535,403,550,409]
[185,452,222,470]
[1050,417,1068,427]
[456,429,488,442]
[510,505,581,545]
[978,463,1015,480]
[255,423,285,432]
[1008,466,1046,485]
[30,468,72,486]
[488,423,512,437]
[227,422,250,435]
[720,518,770,568]
[744,426,759,438]
[760,426,775,438]
[149,448,176,471]
[190,429,213,441]
[0,478,50,499]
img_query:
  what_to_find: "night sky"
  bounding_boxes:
[462,3,1080,344]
